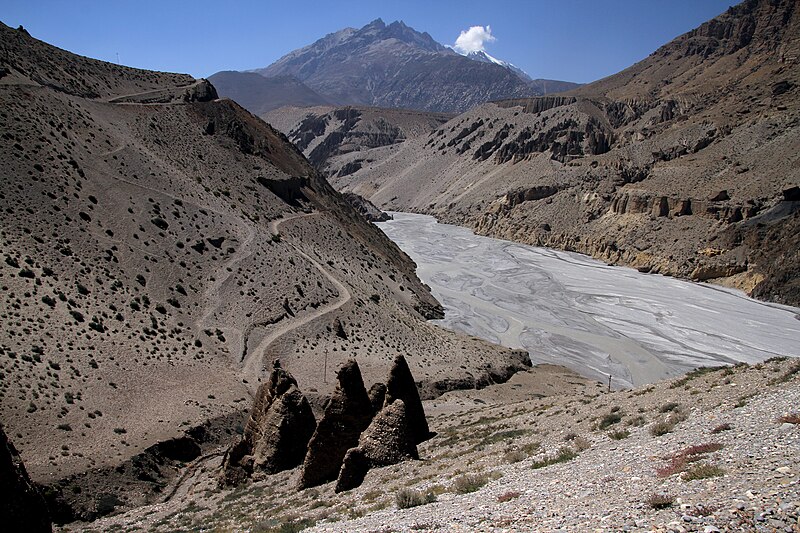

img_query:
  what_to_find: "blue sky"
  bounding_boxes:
[2,0,735,84]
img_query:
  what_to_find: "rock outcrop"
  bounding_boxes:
[298,360,373,489]
[335,399,419,492]
[342,192,393,222]
[384,355,431,444]
[0,424,52,532]
[367,382,387,415]
[221,362,316,486]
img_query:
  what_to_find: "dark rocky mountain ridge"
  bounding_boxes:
[207,71,331,114]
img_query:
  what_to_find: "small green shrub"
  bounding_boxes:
[650,419,676,436]
[531,447,578,469]
[659,402,680,413]
[608,429,630,440]
[572,436,591,451]
[682,463,725,481]
[734,394,756,408]
[598,412,623,430]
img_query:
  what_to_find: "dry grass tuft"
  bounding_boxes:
[452,473,489,494]
[497,491,522,503]
[645,493,675,509]
[682,462,725,481]
[608,429,630,440]
[395,488,436,509]
[531,447,578,469]
[656,442,723,478]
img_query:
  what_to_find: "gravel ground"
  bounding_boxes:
[67,358,800,533]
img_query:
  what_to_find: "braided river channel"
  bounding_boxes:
[377,212,800,388]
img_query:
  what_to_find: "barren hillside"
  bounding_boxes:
[262,105,453,178]
[337,0,800,305]
[0,22,529,520]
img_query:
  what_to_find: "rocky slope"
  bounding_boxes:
[336,0,800,305]
[63,357,800,532]
[262,105,452,178]
[219,19,551,113]
[0,22,532,522]
[206,71,331,114]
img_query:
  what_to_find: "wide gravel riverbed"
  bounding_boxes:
[377,212,800,387]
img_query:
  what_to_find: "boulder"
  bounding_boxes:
[708,190,730,202]
[0,424,52,532]
[221,361,315,486]
[384,355,431,444]
[335,399,419,492]
[298,359,373,489]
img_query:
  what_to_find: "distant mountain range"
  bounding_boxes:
[207,71,331,115]
[211,19,580,113]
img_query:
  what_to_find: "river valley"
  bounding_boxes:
[377,213,800,387]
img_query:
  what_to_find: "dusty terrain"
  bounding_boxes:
[329,0,800,305]
[262,105,452,179]
[0,22,530,520]
[67,357,800,532]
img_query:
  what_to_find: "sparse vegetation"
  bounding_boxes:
[608,429,630,440]
[650,419,677,436]
[656,442,724,478]
[497,491,522,502]
[770,360,800,385]
[395,488,436,509]
[452,473,489,494]
[778,413,800,424]
[710,422,732,434]
[531,447,578,469]
[646,493,675,509]
[682,463,725,481]
[598,411,623,430]
[659,401,680,413]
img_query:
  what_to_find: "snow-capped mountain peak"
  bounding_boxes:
[462,50,532,82]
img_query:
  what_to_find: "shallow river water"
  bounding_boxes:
[377,212,800,388]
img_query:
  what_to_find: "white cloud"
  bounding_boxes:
[453,25,496,54]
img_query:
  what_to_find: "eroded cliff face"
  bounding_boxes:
[335,0,800,304]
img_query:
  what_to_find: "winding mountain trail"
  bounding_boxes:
[160,452,225,504]
[195,223,256,358]
[240,212,352,393]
